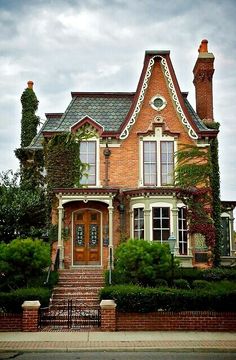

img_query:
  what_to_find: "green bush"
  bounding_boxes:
[112,239,179,287]
[155,279,169,287]
[192,280,211,289]
[0,287,51,313]
[202,268,236,281]
[100,284,236,313]
[0,238,50,289]
[173,279,190,289]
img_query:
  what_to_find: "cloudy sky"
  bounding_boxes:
[0,0,235,202]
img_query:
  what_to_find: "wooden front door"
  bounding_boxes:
[73,209,101,265]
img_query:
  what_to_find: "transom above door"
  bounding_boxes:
[73,209,101,265]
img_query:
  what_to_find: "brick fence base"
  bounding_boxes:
[0,313,22,331]
[116,311,236,331]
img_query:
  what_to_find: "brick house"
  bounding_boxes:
[28,39,235,269]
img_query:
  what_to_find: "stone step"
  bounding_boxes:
[53,286,102,292]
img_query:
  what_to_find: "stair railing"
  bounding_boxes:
[44,248,60,285]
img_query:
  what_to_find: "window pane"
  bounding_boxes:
[152,207,170,242]
[80,141,96,185]
[161,141,174,185]
[133,208,144,240]
[178,207,188,255]
[143,141,157,186]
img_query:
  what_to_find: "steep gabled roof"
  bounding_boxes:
[28,50,217,149]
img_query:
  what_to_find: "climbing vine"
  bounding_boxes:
[20,86,39,148]
[44,128,94,190]
[205,121,222,266]
[175,144,215,248]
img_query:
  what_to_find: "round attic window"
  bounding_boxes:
[150,95,167,111]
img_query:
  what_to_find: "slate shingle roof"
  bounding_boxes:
[183,96,210,132]
[56,93,134,132]
[29,114,63,149]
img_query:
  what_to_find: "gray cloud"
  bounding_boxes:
[0,0,236,205]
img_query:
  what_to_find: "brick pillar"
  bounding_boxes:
[21,301,41,332]
[100,299,117,331]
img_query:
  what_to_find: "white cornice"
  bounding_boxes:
[120,55,198,140]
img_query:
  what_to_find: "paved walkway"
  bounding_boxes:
[0,331,236,352]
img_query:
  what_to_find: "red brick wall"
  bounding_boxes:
[116,311,236,331]
[0,313,22,331]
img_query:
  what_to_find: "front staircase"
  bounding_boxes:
[40,268,104,330]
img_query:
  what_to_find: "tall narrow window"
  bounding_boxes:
[80,141,96,185]
[221,217,230,256]
[161,141,174,185]
[153,207,170,242]
[178,207,188,255]
[134,208,144,239]
[143,141,157,186]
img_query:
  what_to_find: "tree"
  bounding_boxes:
[0,238,50,288]
[0,171,47,243]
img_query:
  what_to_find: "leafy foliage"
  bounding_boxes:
[45,129,94,190]
[113,239,179,286]
[100,283,236,312]
[175,144,215,249]
[0,238,50,288]
[0,171,47,242]
[20,86,39,148]
[0,287,51,313]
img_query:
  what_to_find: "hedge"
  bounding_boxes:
[0,287,51,313]
[105,267,236,286]
[100,285,236,313]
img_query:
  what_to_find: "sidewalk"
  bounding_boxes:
[0,331,236,352]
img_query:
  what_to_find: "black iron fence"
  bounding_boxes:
[39,299,101,330]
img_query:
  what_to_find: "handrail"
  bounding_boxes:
[44,248,60,285]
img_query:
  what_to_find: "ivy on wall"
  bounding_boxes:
[206,122,222,266]
[176,122,222,266]
[175,144,215,249]
[20,87,39,148]
[44,128,94,190]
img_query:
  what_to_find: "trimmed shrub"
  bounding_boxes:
[0,238,50,289]
[173,279,190,289]
[155,279,169,287]
[192,280,211,289]
[100,285,236,313]
[0,287,51,313]
[112,239,179,287]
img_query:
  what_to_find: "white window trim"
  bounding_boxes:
[139,127,176,187]
[131,203,145,239]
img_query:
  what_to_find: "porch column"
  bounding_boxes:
[108,196,114,271]
[57,193,64,269]
[144,207,151,240]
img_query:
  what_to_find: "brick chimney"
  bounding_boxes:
[27,80,34,89]
[193,39,215,121]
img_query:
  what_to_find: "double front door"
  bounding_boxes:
[73,209,100,265]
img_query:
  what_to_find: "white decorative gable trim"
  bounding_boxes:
[120,55,198,140]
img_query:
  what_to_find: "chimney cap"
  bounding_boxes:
[27,80,34,89]
[198,39,208,53]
